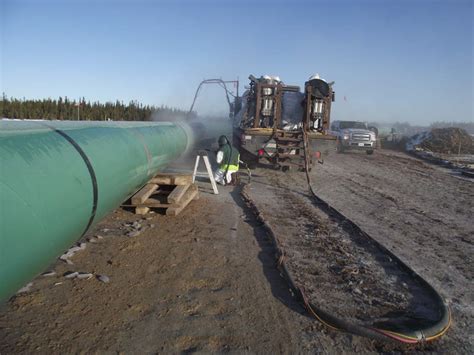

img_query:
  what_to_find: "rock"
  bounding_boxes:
[87,237,99,243]
[97,274,110,283]
[132,221,141,230]
[127,230,141,238]
[150,224,155,228]
[101,228,110,233]
[78,242,87,250]
[67,246,82,254]
[41,271,56,277]
[77,272,93,280]
[96,235,104,239]
[59,255,74,265]
[17,282,33,293]
[63,271,79,279]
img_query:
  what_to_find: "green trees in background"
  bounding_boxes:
[0,94,188,121]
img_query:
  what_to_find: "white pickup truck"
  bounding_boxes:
[330,120,376,155]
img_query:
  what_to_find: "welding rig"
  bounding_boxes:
[232,74,337,170]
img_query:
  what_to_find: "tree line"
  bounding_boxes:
[0,94,191,121]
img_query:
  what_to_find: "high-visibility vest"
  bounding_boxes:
[219,144,240,172]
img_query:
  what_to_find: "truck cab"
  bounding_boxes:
[330,120,376,155]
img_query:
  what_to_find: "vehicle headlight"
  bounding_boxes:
[343,134,350,140]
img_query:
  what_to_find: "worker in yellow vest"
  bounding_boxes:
[214,135,240,185]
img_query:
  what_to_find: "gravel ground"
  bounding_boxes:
[0,148,472,353]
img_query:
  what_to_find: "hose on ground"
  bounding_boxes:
[299,127,451,343]
[239,130,451,345]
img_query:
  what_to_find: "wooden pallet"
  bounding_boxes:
[123,173,199,216]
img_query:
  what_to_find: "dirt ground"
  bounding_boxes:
[245,149,473,353]
[0,148,472,353]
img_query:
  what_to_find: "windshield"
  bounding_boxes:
[340,121,368,129]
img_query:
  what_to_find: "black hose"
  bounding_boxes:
[239,129,451,344]
[223,136,232,185]
[188,79,234,116]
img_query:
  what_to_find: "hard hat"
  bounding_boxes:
[218,135,229,146]
[272,76,281,83]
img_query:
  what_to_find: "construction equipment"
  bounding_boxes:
[0,120,190,301]
[188,78,240,119]
[233,74,336,169]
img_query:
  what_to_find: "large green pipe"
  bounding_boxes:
[0,120,190,301]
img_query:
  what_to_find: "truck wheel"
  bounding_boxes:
[366,149,374,155]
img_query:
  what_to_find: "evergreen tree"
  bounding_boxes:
[1,95,189,122]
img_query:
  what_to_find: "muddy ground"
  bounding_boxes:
[0,148,472,353]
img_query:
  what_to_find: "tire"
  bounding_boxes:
[366,149,374,155]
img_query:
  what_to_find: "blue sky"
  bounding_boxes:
[1,0,473,124]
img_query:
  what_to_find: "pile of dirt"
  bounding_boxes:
[413,128,474,154]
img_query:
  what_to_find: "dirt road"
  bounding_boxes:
[0,149,472,353]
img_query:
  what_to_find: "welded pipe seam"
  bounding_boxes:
[46,126,99,236]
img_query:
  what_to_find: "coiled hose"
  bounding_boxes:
[239,130,451,344]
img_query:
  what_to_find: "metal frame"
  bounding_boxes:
[303,82,333,133]
[188,78,239,117]
[244,77,299,130]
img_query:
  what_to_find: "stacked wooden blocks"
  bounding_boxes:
[125,173,199,216]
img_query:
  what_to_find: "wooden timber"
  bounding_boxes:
[123,172,198,216]
[131,184,159,205]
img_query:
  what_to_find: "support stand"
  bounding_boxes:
[192,150,218,195]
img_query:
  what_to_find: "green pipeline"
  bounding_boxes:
[0,120,189,301]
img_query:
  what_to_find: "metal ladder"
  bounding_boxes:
[274,131,309,170]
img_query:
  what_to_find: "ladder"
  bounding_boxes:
[274,131,310,170]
